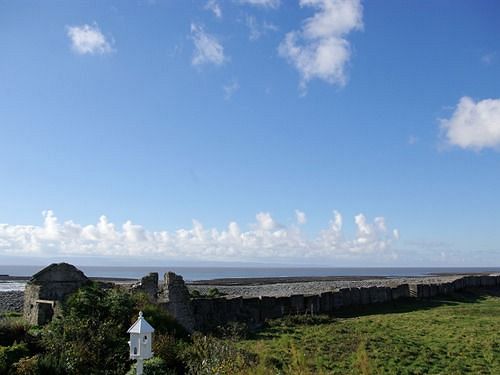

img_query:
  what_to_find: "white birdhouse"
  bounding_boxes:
[127,311,155,361]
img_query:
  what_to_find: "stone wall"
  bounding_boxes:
[186,274,500,332]
[159,272,196,332]
[130,272,159,302]
[23,263,90,325]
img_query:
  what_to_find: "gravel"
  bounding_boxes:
[0,274,477,312]
[0,291,24,313]
[187,275,463,298]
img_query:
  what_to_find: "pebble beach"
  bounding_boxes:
[0,273,473,314]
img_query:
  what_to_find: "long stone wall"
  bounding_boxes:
[187,275,500,331]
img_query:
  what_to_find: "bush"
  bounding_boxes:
[181,333,255,375]
[0,343,30,374]
[126,357,176,375]
[216,321,250,341]
[12,355,39,375]
[40,284,136,375]
[133,294,189,340]
[0,316,29,346]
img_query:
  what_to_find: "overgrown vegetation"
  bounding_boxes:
[189,287,226,299]
[2,288,500,374]
[238,290,500,374]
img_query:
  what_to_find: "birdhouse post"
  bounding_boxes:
[127,311,155,375]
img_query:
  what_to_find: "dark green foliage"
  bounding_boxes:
[216,321,250,341]
[189,290,201,298]
[126,357,176,375]
[40,283,136,375]
[207,288,224,298]
[0,316,29,346]
[152,332,187,372]
[132,293,189,340]
[0,342,30,374]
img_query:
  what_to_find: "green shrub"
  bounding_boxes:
[0,317,29,346]
[126,357,176,375]
[40,284,136,375]
[0,343,30,374]
[136,302,189,340]
[12,355,39,375]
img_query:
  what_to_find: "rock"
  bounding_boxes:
[23,263,90,325]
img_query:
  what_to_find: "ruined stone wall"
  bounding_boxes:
[130,272,159,302]
[160,272,195,332]
[23,263,90,325]
[189,275,500,331]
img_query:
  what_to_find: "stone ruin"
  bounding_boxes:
[23,262,90,325]
[131,271,195,332]
[22,263,500,334]
[22,263,195,331]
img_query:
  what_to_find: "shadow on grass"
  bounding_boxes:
[250,288,500,339]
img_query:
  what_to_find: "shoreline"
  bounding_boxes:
[3,272,498,314]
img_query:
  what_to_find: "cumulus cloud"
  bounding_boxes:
[295,210,307,225]
[191,23,226,66]
[440,96,500,150]
[278,0,363,90]
[245,15,278,41]
[223,79,239,99]
[205,0,222,18]
[239,0,280,8]
[0,210,398,262]
[66,23,113,55]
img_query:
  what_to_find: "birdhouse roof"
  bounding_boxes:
[127,311,155,334]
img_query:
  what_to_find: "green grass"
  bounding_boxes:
[238,289,500,374]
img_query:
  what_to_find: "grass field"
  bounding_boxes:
[238,289,500,374]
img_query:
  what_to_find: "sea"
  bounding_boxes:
[1,265,500,292]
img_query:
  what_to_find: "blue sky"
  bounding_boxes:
[1,0,499,266]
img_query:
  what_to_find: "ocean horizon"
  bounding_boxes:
[2,265,500,292]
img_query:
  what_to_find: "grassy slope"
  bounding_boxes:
[238,289,500,374]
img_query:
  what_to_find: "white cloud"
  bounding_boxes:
[295,210,307,225]
[191,23,226,66]
[239,0,280,8]
[205,0,222,18]
[223,79,239,99]
[66,23,113,55]
[0,210,399,261]
[278,0,363,90]
[440,96,500,150]
[245,15,278,41]
[481,52,495,65]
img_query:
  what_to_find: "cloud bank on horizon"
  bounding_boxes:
[0,210,398,262]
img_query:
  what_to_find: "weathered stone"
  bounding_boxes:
[332,291,343,309]
[391,284,409,300]
[161,272,195,332]
[360,287,371,304]
[368,287,379,303]
[340,288,352,308]
[130,272,159,301]
[23,263,90,325]
[305,295,320,315]
[260,296,283,319]
[421,284,430,298]
[350,288,361,306]
[289,294,305,314]
[320,292,333,313]
[429,284,438,297]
